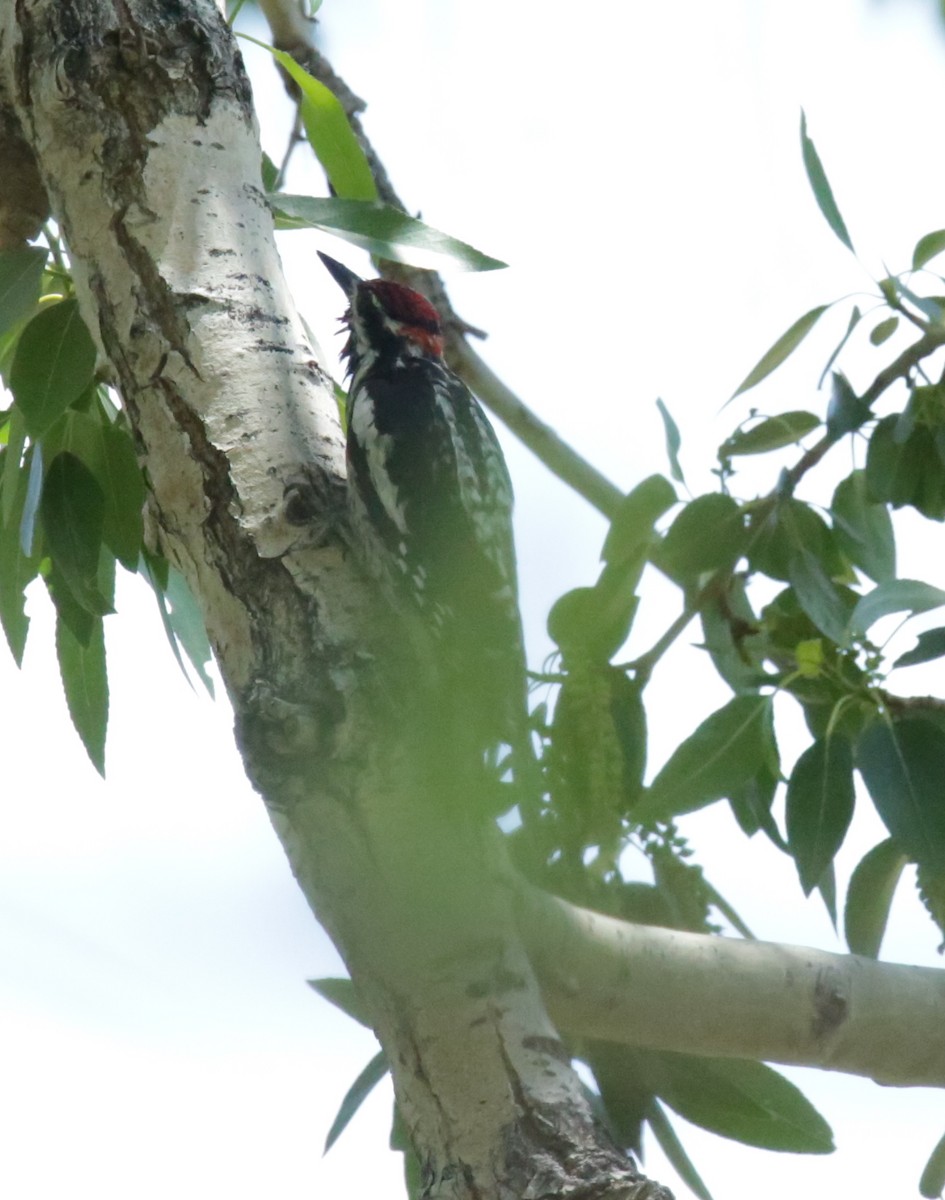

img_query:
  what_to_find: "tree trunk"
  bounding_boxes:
[0,2,664,1196]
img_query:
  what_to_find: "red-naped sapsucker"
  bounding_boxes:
[319,253,531,793]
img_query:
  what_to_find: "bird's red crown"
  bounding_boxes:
[364,280,445,356]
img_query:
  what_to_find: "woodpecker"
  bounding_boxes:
[319,253,530,780]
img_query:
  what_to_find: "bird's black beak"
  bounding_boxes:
[318,252,363,299]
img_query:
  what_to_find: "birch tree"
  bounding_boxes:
[2,3,945,1198]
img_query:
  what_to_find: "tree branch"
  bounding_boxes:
[519,885,945,1087]
[781,325,945,496]
[450,340,624,517]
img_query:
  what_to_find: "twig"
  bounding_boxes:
[450,341,623,518]
[860,326,945,406]
[624,574,728,681]
[274,104,304,192]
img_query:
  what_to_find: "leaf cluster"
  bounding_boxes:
[498,115,945,1192]
[0,239,212,772]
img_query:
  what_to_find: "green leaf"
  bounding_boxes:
[785,736,855,895]
[728,765,784,848]
[46,569,95,647]
[585,1045,649,1152]
[913,230,945,271]
[20,438,43,556]
[869,315,899,346]
[895,627,945,669]
[721,411,821,458]
[865,413,917,506]
[787,548,850,644]
[140,550,190,684]
[650,1052,834,1153]
[240,38,377,201]
[816,860,838,928]
[641,694,774,822]
[916,861,945,940]
[892,277,945,324]
[99,422,145,568]
[703,877,757,940]
[40,451,111,616]
[700,578,767,697]
[645,1099,715,1200]
[857,718,945,870]
[610,670,647,806]
[818,307,862,390]
[324,1050,389,1153]
[867,414,945,521]
[848,579,945,637]
[730,305,828,399]
[799,110,855,253]
[43,410,146,569]
[601,474,676,568]
[10,299,97,438]
[139,555,213,695]
[546,582,638,663]
[825,372,870,438]
[843,838,907,958]
[307,977,372,1027]
[272,195,506,272]
[831,470,895,583]
[260,151,279,193]
[0,247,47,338]
[0,448,42,664]
[95,540,116,614]
[655,398,685,484]
[1,404,26,527]
[163,567,214,696]
[919,1129,945,1199]
[56,610,108,775]
[655,494,746,583]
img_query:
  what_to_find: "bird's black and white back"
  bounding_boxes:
[319,254,529,766]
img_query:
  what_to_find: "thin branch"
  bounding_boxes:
[450,340,623,518]
[860,325,945,406]
[274,103,304,192]
[781,325,945,495]
[623,572,738,681]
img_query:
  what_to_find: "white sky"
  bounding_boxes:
[2,1,945,1197]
